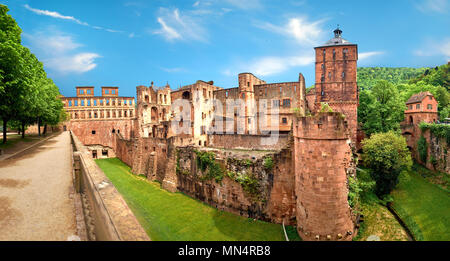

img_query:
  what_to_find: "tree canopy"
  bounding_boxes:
[362,131,412,197]
[0,4,65,143]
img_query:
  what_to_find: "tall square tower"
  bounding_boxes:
[314,27,359,144]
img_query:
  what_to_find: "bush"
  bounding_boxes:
[263,157,274,170]
[362,131,412,197]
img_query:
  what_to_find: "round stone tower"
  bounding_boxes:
[292,112,355,241]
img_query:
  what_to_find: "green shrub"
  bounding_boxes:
[362,131,412,197]
[263,157,274,170]
[195,151,225,183]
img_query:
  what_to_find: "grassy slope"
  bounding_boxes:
[354,168,409,241]
[391,170,450,241]
[95,158,286,241]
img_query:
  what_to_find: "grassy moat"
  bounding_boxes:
[95,158,293,241]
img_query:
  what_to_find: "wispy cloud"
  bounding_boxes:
[415,0,449,13]
[224,0,262,9]
[414,38,450,61]
[255,16,327,46]
[153,8,207,42]
[160,67,187,73]
[224,53,315,77]
[24,30,101,74]
[24,4,124,33]
[359,51,384,60]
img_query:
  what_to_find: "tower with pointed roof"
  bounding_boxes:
[314,26,359,144]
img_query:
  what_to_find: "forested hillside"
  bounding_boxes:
[358,63,450,136]
[358,67,427,90]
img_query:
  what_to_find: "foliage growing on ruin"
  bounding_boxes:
[319,102,333,113]
[362,131,412,197]
[419,122,450,144]
[263,157,274,170]
[195,150,225,183]
[417,135,428,163]
[226,170,260,198]
[292,107,303,117]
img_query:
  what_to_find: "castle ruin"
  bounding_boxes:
[62,27,360,240]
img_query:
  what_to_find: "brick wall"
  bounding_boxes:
[208,134,289,151]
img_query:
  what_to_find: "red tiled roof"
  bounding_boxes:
[406,91,433,105]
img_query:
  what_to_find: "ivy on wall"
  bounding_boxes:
[417,135,428,163]
[419,122,450,144]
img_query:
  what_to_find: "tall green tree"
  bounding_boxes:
[362,131,412,197]
[0,4,65,143]
[359,80,405,136]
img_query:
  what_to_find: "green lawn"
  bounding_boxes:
[354,168,409,241]
[0,134,35,149]
[391,169,450,241]
[95,158,287,241]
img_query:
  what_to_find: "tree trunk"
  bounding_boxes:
[38,117,41,136]
[43,124,47,135]
[2,120,7,144]
[21,121,25,139]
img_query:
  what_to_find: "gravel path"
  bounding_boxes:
[0,132,77,241]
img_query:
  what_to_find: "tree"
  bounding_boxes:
[0,4,65,142]
[359,80,405,136]
[362,131,412,197]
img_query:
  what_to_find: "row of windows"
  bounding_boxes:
[408,104,433,110]
[91,129,120,135]
[79,89,117,95]
[67,99,133,107]
[72,110,133,119]
[320,71,346,82]
[322,48,349,59]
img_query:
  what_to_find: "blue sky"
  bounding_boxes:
[1,0,449,98]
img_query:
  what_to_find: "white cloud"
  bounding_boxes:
[24,4,88,26]
[153,8,207,42]
[193,1,201,7]
[25,31,100,74]
[24,4,123,34]
[255,17,326,46]
[359,51,384,60]
[46,53,100,73]
[414,38,450,60]
[415,0,449,13]
[225,53,315,77]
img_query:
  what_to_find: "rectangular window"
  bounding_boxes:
[282,117,288,124]
[427,104,432,110]
[80,90,84,94]
[273,100,280,107]
[112,90,116,94]
[416,104,420,109]
[283,99,291,108]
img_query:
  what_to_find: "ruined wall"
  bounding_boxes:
[67,119,135,149]
[293,112,356,241]
[207,134,289,151]
[175,146,296,225]
[428,132,449,173]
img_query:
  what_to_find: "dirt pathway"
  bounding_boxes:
[0,132,77,241]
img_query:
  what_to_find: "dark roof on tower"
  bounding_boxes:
[315,26,356,48]
[406,91,433,105]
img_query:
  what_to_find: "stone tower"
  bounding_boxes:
[314,27,359,144]
[293,112,355,241]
